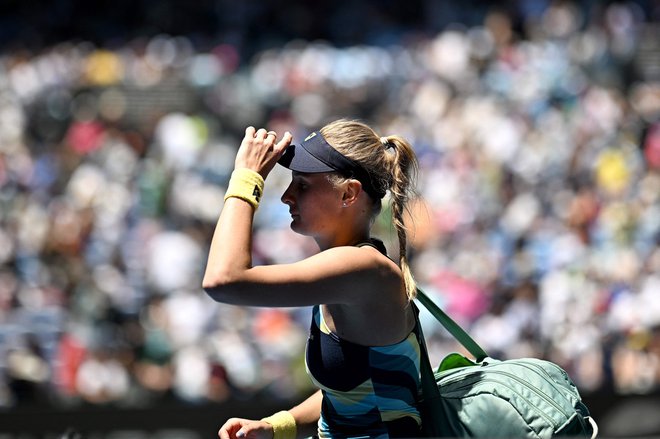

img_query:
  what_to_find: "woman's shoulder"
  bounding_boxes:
[316,245,403,297]
[319,244,399,275]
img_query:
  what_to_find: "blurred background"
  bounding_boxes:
[0,0,660,437]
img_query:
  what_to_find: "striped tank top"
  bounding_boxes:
[305,304,422,439]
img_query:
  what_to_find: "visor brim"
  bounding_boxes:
[278,143,336,173]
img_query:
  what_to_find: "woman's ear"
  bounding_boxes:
[341,179,363,206]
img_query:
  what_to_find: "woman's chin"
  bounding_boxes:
[289,220,303,233]
[290,221,313,237]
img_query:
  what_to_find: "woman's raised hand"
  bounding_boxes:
[234,127,293,179]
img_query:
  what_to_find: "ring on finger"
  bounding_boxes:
[266,131,277,137]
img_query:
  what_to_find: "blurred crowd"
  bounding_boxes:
[1,1,660,410]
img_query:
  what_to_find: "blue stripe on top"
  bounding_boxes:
[306,305,422,439]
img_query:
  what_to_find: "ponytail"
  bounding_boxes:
[382,135,419,301]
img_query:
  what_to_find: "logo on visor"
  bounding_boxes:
[304,132,317,141]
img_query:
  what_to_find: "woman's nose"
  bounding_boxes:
[281,184,294,206]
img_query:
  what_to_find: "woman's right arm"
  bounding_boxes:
[218,390,322,439]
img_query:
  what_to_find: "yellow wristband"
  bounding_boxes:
[224,168,265,210]
[261,410,296,439]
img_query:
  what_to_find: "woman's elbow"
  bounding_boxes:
[202,271,239,301]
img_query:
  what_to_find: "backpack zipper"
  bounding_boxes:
[516,360,580,408]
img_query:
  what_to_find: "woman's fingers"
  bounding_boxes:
[219,418,244,439]
[264,131,278,148]
[218,418,272,439]
[235,126,292,175]
[251,127,289,151]
[255,128,268,140]
[274,131,293,153]
[248,127,279,146]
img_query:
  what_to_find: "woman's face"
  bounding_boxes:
[281,172,344,238]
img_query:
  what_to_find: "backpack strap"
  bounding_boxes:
[413,290,488,436]
[415,287,489,362]
[412,301,448,437]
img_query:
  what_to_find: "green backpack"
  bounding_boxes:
[415,289,598,438]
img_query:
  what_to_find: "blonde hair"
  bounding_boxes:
[320,119,419,301]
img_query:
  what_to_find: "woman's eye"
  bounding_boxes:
[294,180,308,190]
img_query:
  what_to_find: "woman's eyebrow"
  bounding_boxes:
[292,172,311,180]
